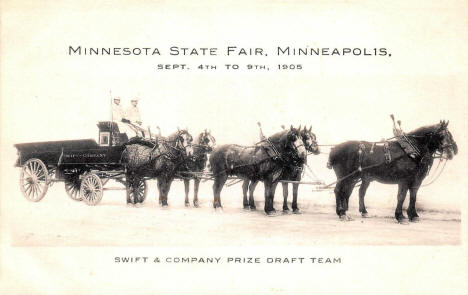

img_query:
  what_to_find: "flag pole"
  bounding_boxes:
[109,90,113,142]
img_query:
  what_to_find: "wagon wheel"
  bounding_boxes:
[20,158,49,202]
[126,177,148,204]
[64,175,82,201]
[80,173,103,206]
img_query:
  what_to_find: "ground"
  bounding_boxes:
[4,177,460,246]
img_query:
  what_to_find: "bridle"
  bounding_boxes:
[302,131,319,153]
[285,131,307,164]
[158,131,192,158]
[406,126,455,160]
[192,132,216,152]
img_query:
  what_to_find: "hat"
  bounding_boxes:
[113,97,121,100]
[131,97,139,102]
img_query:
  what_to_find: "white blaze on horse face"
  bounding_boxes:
[180,133,193,156]
[207,134,216,149]
[294,137,307,160]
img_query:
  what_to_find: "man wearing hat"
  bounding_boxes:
[111,96,134,137]
[126,97,142,126]
[125,97,146,137]
[112,96,125,122]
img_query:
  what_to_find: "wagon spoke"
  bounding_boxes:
[31,162,38,174]
[24,183,32,194]
[23,168,32,177]
[31,184,37,200]
[36,170,45,180]
[23,182,30,191]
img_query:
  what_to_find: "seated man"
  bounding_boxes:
[125,97,146,138]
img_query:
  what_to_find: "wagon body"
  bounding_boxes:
[14,121,147,205]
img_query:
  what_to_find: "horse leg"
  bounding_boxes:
[342,184,354,221]
[212,174,227,209]
[264,180,277,215]
[242,180,250,209]
[157,178,163,205]
[395,183,409,223]
[292,183,301,214]
[270,181,279,212]
[334,181,353,221]
[158,177,172,206]
[184,179,190,207]
[193,178,200,208]
[334,182,346,217]
[248,180,258,210]
[359,179,370,217]
[282,182,289,212]
[407,186,420,222]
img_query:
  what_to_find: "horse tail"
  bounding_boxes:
[327,147,338,169]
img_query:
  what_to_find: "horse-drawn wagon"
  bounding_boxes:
[14,121,148,205]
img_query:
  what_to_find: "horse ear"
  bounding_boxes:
[290,125,293,131]
[309,125,312,132]
[298,124,301,131]
[446,120,449,126]
[281,125,285,130]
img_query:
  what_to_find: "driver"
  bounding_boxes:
[125,97,146,137]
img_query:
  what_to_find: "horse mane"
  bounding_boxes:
[407,123,442,137]
[166,130,185,142]
[268,129,291,143]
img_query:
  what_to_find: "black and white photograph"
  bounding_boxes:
[1,1,467,294]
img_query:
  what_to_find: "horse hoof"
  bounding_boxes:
[250,206,257,211]
[126,203,135,207]
[243,205,250,210]
[282,209,291,215]
[266,211,278,217]
[339,215,353,221]
[361,212,369,218]
[193,203,199,208]
[185,202,190,207]
[292,209,302,215]
[397,219,409,225]
[409,216,420,222]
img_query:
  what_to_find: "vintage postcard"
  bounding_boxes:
[1,0,467,294]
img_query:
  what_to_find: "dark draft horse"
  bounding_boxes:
[209,126,307,215]
[178,129,216,207]
[242,126,320,213]
[121,129,193,206]
[327,120,457,222]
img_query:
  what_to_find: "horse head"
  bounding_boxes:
[197,129,216,152]
[300,125,320,155]
[173,129,193,157]
[436,120,458,160]
[285,125,307,163]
